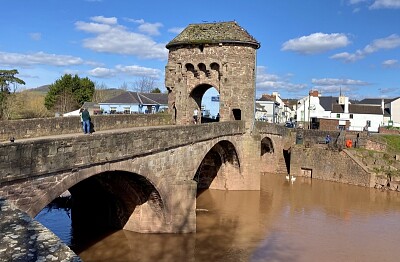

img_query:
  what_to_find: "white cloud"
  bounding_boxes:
[370,0,400,9]
[75,17,168,59]
[348,0,368,4]
[168,27,185,34]
[138,22,163,36]
[115,65,161,78]
[256,66,308,96]
[312,78,369,86]
[29,33,41,41]
[91,16,118,25]
[88,65,161,79]
[311,77,370,97]
[382,59,398,67]
[281,33,351,55]
[331,34,400,62]
[0,51,90,67]
[88,67,116,78]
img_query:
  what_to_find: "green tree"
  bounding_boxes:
[44,74,95,113]
[151,88,161,93]
[0,69,25,120]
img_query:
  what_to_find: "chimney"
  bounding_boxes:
[344,96,349,114]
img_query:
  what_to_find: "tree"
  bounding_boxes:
[44,74,95,113]
[0,69,25,120]
[151,88,161,93]
[132,77,158,93]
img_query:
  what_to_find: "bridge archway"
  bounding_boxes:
[261,136,274,156]
[190,84,220,124]
[68,171,165,233]
[194,140,241,192]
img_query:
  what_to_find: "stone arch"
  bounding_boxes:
[68,171,166,233]
[189,83,220,123]
[261,136,274,156]
[193,140,241,191]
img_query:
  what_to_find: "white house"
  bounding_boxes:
[332,96,384,132]
[296,90,331,128]
[99,92,168,114]
[257,92,294,123]
[359,97,400,127]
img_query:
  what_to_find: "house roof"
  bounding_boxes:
[166,21,260,49]
[332,104,383,115]
[257,94,275,102]
[102,92,168,105]
[255,103,267,112]
[358,98,392,105]
[319,96,338,111]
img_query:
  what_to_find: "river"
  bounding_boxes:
[35,174,400,262]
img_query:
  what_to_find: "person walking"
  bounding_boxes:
[81,108,91,134]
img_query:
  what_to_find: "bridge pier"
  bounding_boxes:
[123,180,197,233]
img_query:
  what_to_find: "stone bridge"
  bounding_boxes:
[0,121,291,234]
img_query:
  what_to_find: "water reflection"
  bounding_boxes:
[36,174,400,262]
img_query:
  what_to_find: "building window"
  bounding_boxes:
[367,120,371,127]
[350,114,353,119]
[336,114,340,118]
[124,107,130,114]
[110,107,117,114]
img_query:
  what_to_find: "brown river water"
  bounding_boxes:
[36,174,400,262]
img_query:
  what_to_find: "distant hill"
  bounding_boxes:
[21,85,50,94]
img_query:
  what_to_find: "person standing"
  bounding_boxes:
[79,108,84,132]
[193,108,199,124]
[81,108,91,134]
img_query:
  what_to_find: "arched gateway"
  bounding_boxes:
[165,21,260,127]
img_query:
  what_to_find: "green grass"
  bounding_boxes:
[381,135,400,153]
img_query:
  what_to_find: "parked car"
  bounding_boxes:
[285,122,294,128]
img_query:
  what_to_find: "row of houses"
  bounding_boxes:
[67,90,399,133]
[256,90,400,132]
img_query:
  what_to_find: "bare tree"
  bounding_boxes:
[131,77,158,93]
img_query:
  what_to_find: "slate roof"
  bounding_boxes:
[319,96,338,111]
[102,92,168,105]
[166,21,260,49]
[358,98,390,105]
[332,104,383,115]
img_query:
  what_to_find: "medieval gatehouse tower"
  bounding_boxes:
[165,21,260,128]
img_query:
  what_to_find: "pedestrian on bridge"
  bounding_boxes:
[193,108,199,124]
[81,108,91,134]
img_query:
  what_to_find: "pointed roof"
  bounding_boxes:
[166,21,260,49]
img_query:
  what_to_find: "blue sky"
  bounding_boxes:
[1,0,399,100]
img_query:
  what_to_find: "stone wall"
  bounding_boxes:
[0,198,81,262]
[0,114,172,142]
[290,146,371,187]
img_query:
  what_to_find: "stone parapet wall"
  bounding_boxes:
[0,114,172,142]
[0,121,246,185]
[290,146,371,187]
